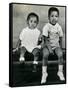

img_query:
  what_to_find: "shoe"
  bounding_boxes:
[41,72,48,84]
[19,57,25,62]
[32,64,37,72]
[57,71,65,81]
[33,61,38,65]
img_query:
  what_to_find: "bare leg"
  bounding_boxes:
[19,47,27,62]
[41,47,49,84]
[32,48,40,64]
[55,47,65,81]
[32,48,40,72]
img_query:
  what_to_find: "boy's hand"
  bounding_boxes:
[13,47,18,53]
[47,45,54,55]
[49,50,54,55]
[36,45,41,49]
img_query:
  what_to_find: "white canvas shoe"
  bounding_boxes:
[41,72,48,84]
[57,71,65,81]
[33,61,38,64]
[19,57,25,62]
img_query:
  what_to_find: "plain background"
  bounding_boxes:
[0,0,68,90]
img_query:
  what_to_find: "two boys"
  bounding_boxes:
[14,7,65,84]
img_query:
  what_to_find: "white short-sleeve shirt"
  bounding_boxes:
[19,27,40,52]
[42,23,63,49]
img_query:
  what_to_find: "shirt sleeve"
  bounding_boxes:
[58,26,63,37]
[19,29,24,40]
[38,31,41,41]
[42,24,49,37]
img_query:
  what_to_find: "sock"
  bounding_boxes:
[58,65,63,72]
[42,66,47,73]
[41,66,48,84]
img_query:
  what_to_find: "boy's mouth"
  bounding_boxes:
[52,20,56,25]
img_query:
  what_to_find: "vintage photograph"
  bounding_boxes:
[9,3,66,87]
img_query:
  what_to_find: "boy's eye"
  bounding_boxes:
[55,15,58,17]
[34,21,37,23]
[51,15,54,17]
[30,20,32,23]
[51,15,58,18]
[30,20,37,23]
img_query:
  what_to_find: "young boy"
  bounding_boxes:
[14,12,41,65]
[41,7,65,84]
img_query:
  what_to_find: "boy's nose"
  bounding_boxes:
[53,16,56,20]
[32,23,35,25]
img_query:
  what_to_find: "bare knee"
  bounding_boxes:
[43,48,49,58]
[32,48,40,56]
[55,47,63,58]
[20,47,26,55]
[58,52,63,58]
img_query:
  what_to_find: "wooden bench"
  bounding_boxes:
[13,48,66,65]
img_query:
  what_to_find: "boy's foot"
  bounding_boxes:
[19,57,25,62]
[32,64,37,72]
[33,61,38,65]
[41,72,48,84]
[57,71,65,81]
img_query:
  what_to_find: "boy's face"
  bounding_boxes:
[49,11,59,25]
[28,16,38,29]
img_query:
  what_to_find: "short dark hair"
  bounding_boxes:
[48,7,59,18]
[27,12,39,24]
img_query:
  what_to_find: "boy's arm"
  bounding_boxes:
[16,39,21,49]
[41,35,45,48]
[37,33,42,45]
[59,37,63,48]
[41,35,53,54]
[41,35,48,48]
[59,25,63,48]
[13,39,21,52]
[36,35,45,49]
